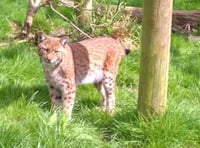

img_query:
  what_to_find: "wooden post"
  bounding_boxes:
[137,0,173,118]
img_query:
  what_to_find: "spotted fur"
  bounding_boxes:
[37,32,130,119]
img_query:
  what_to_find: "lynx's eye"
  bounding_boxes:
[45,48,50,52]
[38,49,46,56]
[54,50,61,55]
[38,48,48,55]
[41,48,50,53]
[38,50,43,56]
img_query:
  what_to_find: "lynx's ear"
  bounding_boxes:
[37,31,47,44]
[60,38,68,47]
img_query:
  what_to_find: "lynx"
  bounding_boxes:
[37,32,130,119]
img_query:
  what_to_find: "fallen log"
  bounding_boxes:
[172,10,200,33]
[122,6,200,33]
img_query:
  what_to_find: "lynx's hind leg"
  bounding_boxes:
[102,71,116,114]
[94,82,107,111]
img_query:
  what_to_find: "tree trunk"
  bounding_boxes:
[75,0,93,25]
[137,0,172,118]
[21,0,48,38]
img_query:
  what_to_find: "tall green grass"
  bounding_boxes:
[0,0,200,147]
[0,35,199,147]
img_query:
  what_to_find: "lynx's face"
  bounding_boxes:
[37,32,68,67]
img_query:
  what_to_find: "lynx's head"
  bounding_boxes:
[37,32,69,68]
[111,27,134,55]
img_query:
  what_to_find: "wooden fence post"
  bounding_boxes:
[137,0,173,118]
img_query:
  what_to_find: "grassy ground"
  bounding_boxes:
[0,0,200,147]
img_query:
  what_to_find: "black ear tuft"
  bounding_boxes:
[37,31,46,44]
[60,38,68,47]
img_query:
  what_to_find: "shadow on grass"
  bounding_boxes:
[0,83,51,110]
[73,96,139,142]
[95,109,140,142]
[0,43,36,59]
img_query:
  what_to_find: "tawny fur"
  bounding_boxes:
[37,33,129,119]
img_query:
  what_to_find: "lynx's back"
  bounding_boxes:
[69,37,125,84]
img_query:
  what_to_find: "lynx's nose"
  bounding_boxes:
[46,54,54,63]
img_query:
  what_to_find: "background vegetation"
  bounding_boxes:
[0,0,199,147]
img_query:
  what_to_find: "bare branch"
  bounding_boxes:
[49,2,92,39]
[59,0,79,10]
[33,0,42,7]
[21,0,50,38]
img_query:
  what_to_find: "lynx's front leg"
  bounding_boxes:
[62,79,76,120]
[48,84,63,111]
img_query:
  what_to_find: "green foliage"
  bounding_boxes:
[110,0,143,7]
[0,0,26,39]
[0,0,200,147]
[173,0,200,10]
[112,0,200,10]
